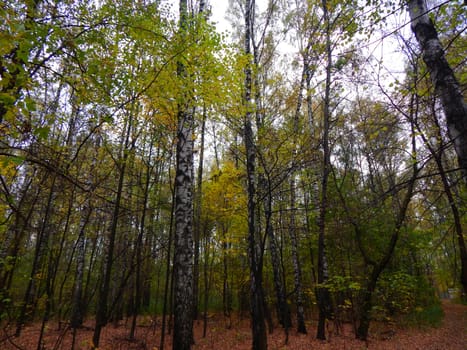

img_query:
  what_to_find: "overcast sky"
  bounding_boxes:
[210,1,230,33]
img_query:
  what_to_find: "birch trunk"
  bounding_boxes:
[244,1,267,349]
[408,0,467,182]
[288,43,311,335]
[172,1,194,348]
[172,101,194,350]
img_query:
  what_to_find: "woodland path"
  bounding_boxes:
[383,300,467,350]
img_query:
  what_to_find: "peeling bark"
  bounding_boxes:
[408,0,467,182]
[172,1,194,349]
[244,1,267,349]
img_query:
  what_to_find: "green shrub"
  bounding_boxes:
[374,271,440,324]
[376,271,417,316]
[402,303,444,328]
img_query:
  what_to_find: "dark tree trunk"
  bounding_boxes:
[37,184,71,350]
[16,173,57,337]
[355,268,379,340]
[244,1,267,349]
[129,142,153,340]
[413,103,467,298]
[433,149,467,298]
[193,108,206,321]
[354,198,417,340]
[355,125,418,340]
[408,0,467,182]
[0,172,38,317]
[92,113,133,348]
[222,237,232,327]
[202,234,213,338]
[263,180,291,332]
[316,0,332,340]
[70,202,92,329]
[408,0,467,299]
[160,187,175,350]
[289,177,307,334]
[71,134,101,332]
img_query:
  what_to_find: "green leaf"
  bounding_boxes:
[35,126,50,139]
[10,156,24,165]
[0,93,16,106]
[24,97,36,111]
[1,155,24,168]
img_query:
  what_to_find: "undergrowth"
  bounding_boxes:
[402,303,444,328]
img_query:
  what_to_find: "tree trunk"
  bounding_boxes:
[193,108,206,321]
[414,104,467,298]
[408,0,467,182]
[160,186,175,350]
[0,172,38,317]
[222,235,232,327]
[172,103,194,350]
[288,41,311,335]
[316,0,332,340]
[432,144,467,299]
[172,2,195,349]
[70,202,92,329]
[202,234,214,338]
[37,185,71,350]
[355,267,379,340]
[263,179,291,332]
[408,0,467,297]
[71,133,101,332]
[16,173,57,337]
[355,125,418,340]
[92,112,133,348]
[129,142,153,340]
[244,1,267,349]
[289,176,307,334]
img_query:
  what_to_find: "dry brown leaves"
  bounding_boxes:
[1,301,465,350]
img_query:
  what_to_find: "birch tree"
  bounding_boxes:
[172,0,195,348]
[408,0,467,182]
[243,0,268,348]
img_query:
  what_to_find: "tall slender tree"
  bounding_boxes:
[92,110,134,348]
[316,0,333,340]
[172,0,195,349]
[243,1,268,349]
[407,0,467,298]
[408,0,467,182]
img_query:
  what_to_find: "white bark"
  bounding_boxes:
[172,1,194,349]
[408,0,467,181]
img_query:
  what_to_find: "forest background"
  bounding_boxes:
[0,0,466,349]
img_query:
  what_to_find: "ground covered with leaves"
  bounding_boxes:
[1,301,465,349]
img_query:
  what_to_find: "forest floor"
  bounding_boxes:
[1,300,465,349]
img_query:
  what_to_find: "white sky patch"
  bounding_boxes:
[210,1,231,34]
